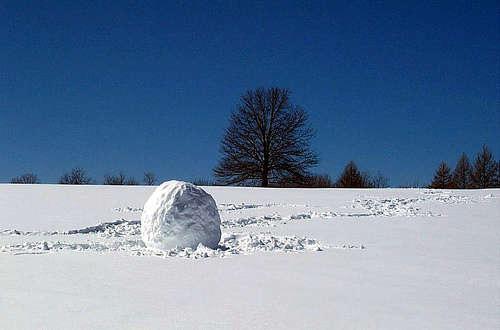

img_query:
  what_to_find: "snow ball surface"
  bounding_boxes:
[141,180,221,250]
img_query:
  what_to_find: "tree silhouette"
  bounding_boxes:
[104,172,126,185]
[452,153,472,189]
[430,162,453,189]
[124,177,139,185]
[471,145,497,188]
[336,161,366,188]
[143,172,156,185]
[369,171,390,188]
[11,173,39,184]
[104,172,138,185]
[59,167,92,184]
[214,87,317,187]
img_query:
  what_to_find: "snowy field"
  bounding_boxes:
[1,184,499,329]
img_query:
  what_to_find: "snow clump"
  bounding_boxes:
[141,181,221,251]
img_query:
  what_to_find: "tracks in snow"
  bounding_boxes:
[0,223,330,258]
[0,190,475,259]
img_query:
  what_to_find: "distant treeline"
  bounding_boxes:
[10,169,157,186]
[429,145,499,189]
[194,161,389,189]
[195,145,499,189]
[8,162,388,188]
[9,145,499,189]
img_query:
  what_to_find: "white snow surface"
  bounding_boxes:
[141,180,221,250]
[0,184,499,329]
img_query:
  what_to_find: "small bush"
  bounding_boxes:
[11,173,40,184]
[143,172,156,185]
[104,172,138,185]
[59,168,92,185]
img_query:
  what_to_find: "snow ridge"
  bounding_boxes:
[0,219,330,258]
[0,229,329,258]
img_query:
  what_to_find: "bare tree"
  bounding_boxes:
[59,167,92,184]
[471,145,497,188]
[104,172,138,185]
[11,173,40,184]
[452,153,472,189]
[104,172,126,185]
[369,171,390,188]
[143,172,156,185]
[430,162,453,189]
[214,87,318,187]
[336,161,366,188]
[125,177,139,185]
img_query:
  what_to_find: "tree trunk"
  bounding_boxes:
[261,142,270,187]
[261,166,269,187]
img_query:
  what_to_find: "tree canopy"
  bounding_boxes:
[214,87,318,187]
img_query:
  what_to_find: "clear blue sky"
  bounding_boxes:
[1,1,499,186]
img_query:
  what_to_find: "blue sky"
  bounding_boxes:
[1,1,498,186]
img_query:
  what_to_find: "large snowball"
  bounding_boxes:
[141,181,221,251]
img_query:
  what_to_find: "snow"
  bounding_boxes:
[141,181,221,250]
[0,184,499,329]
